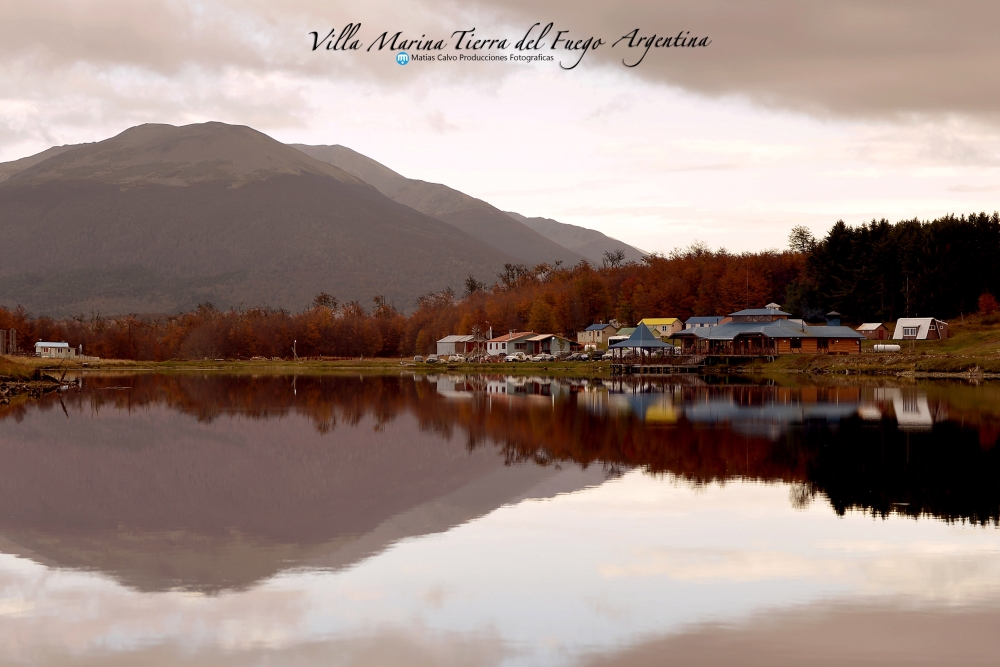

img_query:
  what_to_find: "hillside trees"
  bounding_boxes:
[789,213,1000,321]
[7,212,997,358]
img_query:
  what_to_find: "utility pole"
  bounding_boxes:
[293,339,298,361]
[906,276,910,317]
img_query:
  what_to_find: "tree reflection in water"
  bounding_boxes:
[3,373,998,527]
[1,372,999,664]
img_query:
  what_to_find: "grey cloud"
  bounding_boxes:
[4,626,513,667]
[0,1,498,84]
[3,0,1000,151]
[465,0,1000,119]
[425,109,460,133]
[580,597,1000,667]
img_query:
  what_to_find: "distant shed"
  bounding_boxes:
[857,323,889,340]
[437,334,474,357]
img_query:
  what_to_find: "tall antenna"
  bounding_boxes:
[746,269,749,309]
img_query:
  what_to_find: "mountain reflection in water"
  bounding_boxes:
[1,372,1000,666]
[0,373,997,589]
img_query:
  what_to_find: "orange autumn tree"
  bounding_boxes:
[0,245,805,359]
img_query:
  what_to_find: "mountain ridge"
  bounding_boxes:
[0,122,512,316]
[505,211,646,264]
[292,143,644,266]
[292,144,587,267]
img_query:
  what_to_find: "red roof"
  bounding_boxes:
[488,331,537,342]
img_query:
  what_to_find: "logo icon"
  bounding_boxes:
[396,51,409,66]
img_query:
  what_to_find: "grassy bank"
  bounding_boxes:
[736,316,1000,376]
[17,355,616,378]
[0,356,36,380]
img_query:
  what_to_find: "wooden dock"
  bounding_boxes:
[609,354,781,376]
[610,355,706,376]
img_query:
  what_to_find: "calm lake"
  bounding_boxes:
[1,372,999,666]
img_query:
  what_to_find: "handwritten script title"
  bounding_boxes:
[310,22,711,69]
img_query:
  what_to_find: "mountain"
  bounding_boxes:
[0,144,77,183]
[292,144,587,267]
[0,375,607,592]
[505,211,646,265]
[0,123,513,315]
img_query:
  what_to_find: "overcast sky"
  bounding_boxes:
[3,1,1000,253]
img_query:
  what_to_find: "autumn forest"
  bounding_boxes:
[1,213,998,360]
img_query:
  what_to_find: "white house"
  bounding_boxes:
[487,331,537,357]
[35,342,76,358]
[527,334,575,356]
[892,318,948,340]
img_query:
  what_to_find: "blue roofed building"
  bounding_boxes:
[684,316,724,329]
[672,306,863,355]
[577,323,618,347]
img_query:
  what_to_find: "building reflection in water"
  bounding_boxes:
[0,372,997,597]
[0,373,999,666]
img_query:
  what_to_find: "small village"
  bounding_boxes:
[0,303,960,382]
[428,304,950,373]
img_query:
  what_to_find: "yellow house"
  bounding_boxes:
[637,318,683,338]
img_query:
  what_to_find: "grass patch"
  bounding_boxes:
[0,356,36,380]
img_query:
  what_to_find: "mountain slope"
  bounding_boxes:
[505,211,646,264]
[0,123,512,316]
[292,144,586,267]
[0,144,78,183]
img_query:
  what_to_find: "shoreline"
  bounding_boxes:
[5,353,1000,380]
[2,354,997,407]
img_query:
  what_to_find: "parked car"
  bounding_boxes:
[504,352,527,362]
[591,351,605,360]
[425,354,440,364]
[413,355,424,363]
[448,354,466,363]
[531,353,554,362]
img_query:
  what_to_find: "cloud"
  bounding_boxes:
[579,597,1000,667]
[464,0,1000,120]
[425,110,459,133]
[5,1,1000,124]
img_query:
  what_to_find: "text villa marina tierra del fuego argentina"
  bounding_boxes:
[310,22,711,69]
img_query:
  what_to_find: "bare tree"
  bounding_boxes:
[464,274,486,297]
[372,295,399,318]
[497,263,532,290]
[602,249,626,269]
[313,292,338,310]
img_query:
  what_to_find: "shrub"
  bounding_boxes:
[979,292,999,316]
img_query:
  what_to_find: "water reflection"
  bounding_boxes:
[0,373,999,665]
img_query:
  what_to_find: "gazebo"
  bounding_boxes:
[609,324,675,367]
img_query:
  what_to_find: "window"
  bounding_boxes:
[929,324,936,330]
[790,338,802,349]
[817,338,828,349]
[903,327,918,337]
